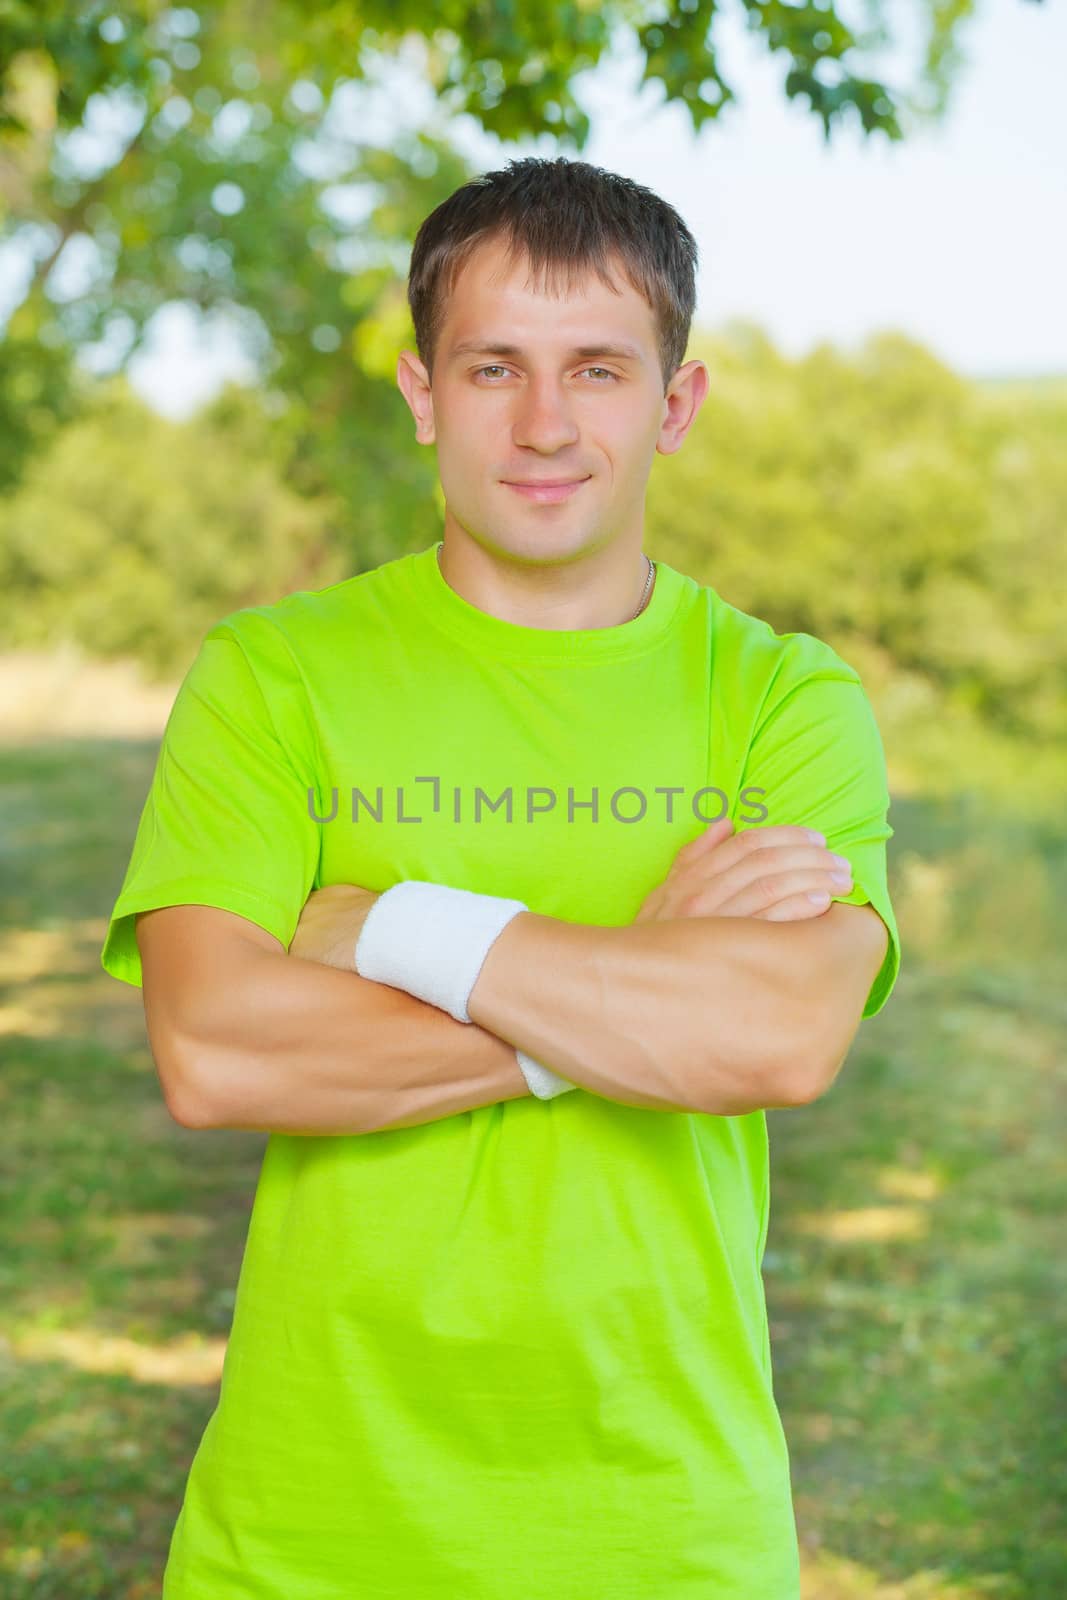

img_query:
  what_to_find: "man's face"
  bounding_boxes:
[397,232,707,567]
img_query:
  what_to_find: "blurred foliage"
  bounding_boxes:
[0,318,75,492]
[0,380,349,675]
[0,0,1050,496]
[646,324,1067,757]
[0,1,1060,805]
[1,324,1064,826]
[0,0,1012,151]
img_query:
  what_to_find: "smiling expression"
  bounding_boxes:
[397,231,709,566]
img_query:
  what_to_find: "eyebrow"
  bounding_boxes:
[448,340,644,364]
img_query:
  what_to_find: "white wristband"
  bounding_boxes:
[515,1048,577,1100]
[354,880,530,1023]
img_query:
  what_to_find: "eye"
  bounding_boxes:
[472,365,619,382]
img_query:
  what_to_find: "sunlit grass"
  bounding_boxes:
[1,736,1063,1596]
[768,806,1067,1597]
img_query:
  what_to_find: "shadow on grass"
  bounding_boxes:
[1,737,1064,1598]
[1,735,268,1596]
[769,796,1067,1599]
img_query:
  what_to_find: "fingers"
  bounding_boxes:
[755,893,837,921]
[673,827,853,919]
[685,829,845,888]
[662,822,850,924]
[677,816,734,858]
[728,823,827,859]
[712,866,848,917]
[678,821,824,866]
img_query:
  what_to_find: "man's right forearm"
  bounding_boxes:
[173,939,531,1136]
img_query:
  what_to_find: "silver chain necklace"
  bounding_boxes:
[436,545,656,622]
[631,553,655,620]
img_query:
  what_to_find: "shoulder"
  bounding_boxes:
[703,583,863,712]
[202,553,409,677]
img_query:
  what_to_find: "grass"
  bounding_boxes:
[0,736,1064,1598]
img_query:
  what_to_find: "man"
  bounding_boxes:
[101,155,899,1598]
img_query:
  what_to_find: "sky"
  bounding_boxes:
[118,0,1067,417]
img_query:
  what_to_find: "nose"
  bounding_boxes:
[511,377,581,454]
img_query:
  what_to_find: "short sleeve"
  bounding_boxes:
[100,618,321,989]
[735,669,901,1018]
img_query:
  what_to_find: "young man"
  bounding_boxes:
[101,156,899,1599]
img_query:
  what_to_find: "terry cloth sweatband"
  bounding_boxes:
[515,1047,576,1101]
[353,880,576,1098]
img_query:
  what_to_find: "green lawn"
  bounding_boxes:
[1,738,1063,1598]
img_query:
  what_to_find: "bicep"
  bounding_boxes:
[136,905,283,1124]
[738,667,902,1019]
[789,901,890,1097]
[100,623,321,992]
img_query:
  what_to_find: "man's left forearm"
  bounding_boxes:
[467,912,820,1116]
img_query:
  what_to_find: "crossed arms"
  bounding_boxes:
[136,819,889,1135]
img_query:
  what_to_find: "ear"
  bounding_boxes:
[656,358,710,456]
[397,349,436,445]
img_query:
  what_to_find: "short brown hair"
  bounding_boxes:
[407,156,698,395]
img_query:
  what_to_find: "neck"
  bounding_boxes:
[435,541,655,631]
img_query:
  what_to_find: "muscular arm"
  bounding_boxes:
[292,869,885,1116]
[137,905,531,1137]
[140,904,779,1137]
[139,902,798,1137]
[468,901,889,1113]
[142,872,885,1134]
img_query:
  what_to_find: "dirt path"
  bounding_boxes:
[0,648,179,742]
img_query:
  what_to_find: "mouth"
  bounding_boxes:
[502,477,590,505]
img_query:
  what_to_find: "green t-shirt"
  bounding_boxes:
[101,540,901,1599]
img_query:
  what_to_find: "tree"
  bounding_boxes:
[0,379,345,674]
[0,0,1049,503]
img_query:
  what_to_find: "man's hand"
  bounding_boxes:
[634,817,852,924]
[288,884,381,971]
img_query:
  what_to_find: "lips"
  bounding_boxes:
[503,477,589,504]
